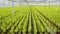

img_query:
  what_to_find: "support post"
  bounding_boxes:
[12,0,14,14]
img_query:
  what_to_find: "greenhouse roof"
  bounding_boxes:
[8,0,58,2]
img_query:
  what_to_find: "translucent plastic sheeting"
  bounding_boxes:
[47,0,56,1]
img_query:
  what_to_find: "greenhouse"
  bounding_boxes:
[0,0,60,34]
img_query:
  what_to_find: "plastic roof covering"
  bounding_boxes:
[0,0,60,7]
[7,0,59,4]
[9,0,57,2]
[7,0,60,5]
[0,0,60,4]
[0,0,60,3]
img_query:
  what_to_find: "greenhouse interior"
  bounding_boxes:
[0,0,60,34]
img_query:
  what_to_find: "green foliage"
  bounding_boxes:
[0,6,60,34]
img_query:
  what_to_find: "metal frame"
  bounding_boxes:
[12,0,14,14]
